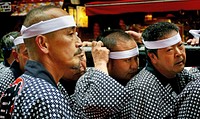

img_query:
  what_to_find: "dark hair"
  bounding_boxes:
[142,22,179,60]
[0,31,20,59]
[96,29,133,51]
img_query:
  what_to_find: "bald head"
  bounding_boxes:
[97,29,137,51]
[23,5,69,27]
[22,5,72,60]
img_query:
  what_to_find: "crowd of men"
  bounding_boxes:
[0,5,200,119]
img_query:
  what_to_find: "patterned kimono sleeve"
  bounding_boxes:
[189,67,200,74]
[173,79,200,118]
[124,69,173,118]
[126,80,161,118]
[0,63,6,75]
[0,69,15,95]
[73,68,131,119]
[11,76,75,119]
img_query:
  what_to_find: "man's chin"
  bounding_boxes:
[175,66,185,73]
[69,59,81,69]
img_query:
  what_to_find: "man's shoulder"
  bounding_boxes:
[0,64,9,76]
[20,75,65,98]
[127,68,161,92]
[0,62,4,67]
[130,68,157,83]
[0,68,15,94]
[0,68,13,78]
[183,78,200,92]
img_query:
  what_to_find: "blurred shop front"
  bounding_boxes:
[84,0,200,41]
[82,0,200,67]
[0,0,64,39]
[1,0,200,41]
[0,0,64,61]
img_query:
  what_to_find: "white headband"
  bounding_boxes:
[189,30,200,40]
[142,32,181,49]
[21,16,76,39]
[14,36,24,46]
[9,35,14,40]
[109,47,139,59]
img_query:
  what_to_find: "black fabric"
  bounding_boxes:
[146,61,181,94]
[60,79,77,96]
[10,60,23,79]
[3,59,10,67]
[24,60,57,88]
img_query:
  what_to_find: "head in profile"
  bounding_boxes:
[13,36,28,72]
[21,5,83,81]
[0,31,20,67]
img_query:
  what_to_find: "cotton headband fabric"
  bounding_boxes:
[21,16,76,39]
[142,32,181,49]
[9,35,14,40]
[189,30,200,40]
[109,47,139,59]
[14,36,24,46]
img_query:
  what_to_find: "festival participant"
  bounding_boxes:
[0,31,20,74]
[124,22,195,118]
[73,29,139,118]
[0,5,83,118]
[0,36,28,95]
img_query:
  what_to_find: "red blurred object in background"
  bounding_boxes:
[85,0,200,16]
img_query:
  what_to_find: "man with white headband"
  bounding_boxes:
[0,36,28,94]
[122,22,196,118]
[98,29,139,86]
[73,29,139,118]
[0,5,83,118]
[0,5,126,119]
[0,31,20,75]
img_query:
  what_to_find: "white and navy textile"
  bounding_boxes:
[0,61,23,95]
[0,62,9,78]
[0,60,74,118]
[172,74,200,118]
[119,62,196,118]
[73,68,132,119]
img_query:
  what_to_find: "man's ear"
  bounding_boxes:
[12,49,19,62]
[35,35,49,54]
[148,52,157,64]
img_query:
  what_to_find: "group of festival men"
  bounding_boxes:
[0,5,200,119]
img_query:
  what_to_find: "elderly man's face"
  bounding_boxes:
[15,44,28,72]
[47,27,83,72]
